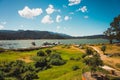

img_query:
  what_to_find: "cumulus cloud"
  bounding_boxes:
[78,6,87,13]
[84,16,89,19]
[41,15,54,24]
[0,25,4,30]
[68,0,81,6]
[46,4,55,14]
[64,16,71,21]
[56,15,62,23]
[18,6,43,19]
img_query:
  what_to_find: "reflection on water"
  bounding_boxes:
[0,39,109,49]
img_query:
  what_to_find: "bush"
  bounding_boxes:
[0,71,4,80]
[50,58,65,66]
[116,63,120,68]
[70,57,75,60]
[21,71,38,80]
[72,65,79,71]
[37,51,45,56]
[75,57,81,61]
[35,58,48,69]
[101,45,106,53]
[45,49,52,55]
[86,48,93,55]
[0,60,37,80]
[50,53,62,60]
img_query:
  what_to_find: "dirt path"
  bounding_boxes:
[89,46,120,76]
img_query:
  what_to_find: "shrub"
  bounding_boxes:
[0,71,4,80]
[50,53,62,60]
[75,57,81,61]
[86,48,93,55]
[21,71,38,80]
[116,63,120,68]
[45,49,52,55]
[35,58,48,69]
[37,51,45,56]
[101,45,106,53]
[50,58,65,66]
[72,65,79,71]
[70,57,75,60]
[0,60,38,80]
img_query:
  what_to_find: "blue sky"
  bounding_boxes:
[0,0,120,36]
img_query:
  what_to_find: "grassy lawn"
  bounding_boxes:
[37,45,85,80]
[0,45,86,80]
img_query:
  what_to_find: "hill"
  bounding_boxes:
[0,30,106,40]
[0,30,72,40]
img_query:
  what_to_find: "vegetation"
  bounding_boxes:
[101,45,106,54]
[0,60,38,80]
[72,65,79,71]
[37,51,46,56]
[104,15,120,43]
[83,48,103,75]
[0,45,86,80]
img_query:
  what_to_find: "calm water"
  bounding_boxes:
[0,39,109,49]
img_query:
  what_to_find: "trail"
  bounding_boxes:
[89,46,120,76]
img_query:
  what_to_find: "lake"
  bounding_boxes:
[0,39,109,49]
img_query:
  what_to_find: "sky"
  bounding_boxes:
[0,0,120,36]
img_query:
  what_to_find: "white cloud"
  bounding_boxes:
[41,15,54,24]
[84,16,89,19]
[46,4,55,14]
[0,25,4,30]
[64,16,71,21]
[68,0,81,6]
[78,6,87,13]
[56,15,62,23]
[18,6,43,19]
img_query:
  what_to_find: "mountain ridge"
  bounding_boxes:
[0,30,106,40]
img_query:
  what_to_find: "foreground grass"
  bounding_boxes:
[37,45,85,80]
[38,61,84,80]
[0,45,86,80]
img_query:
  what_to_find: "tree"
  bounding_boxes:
[104,28,114,44]
[104,15,120,43]
[110,15,120,41]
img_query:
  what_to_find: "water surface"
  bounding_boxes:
[0,39,109,49]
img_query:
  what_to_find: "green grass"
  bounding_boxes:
[0,50,38,62]
[36,45,86,80]
[37,61,85,80]
[0,45,86,80]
